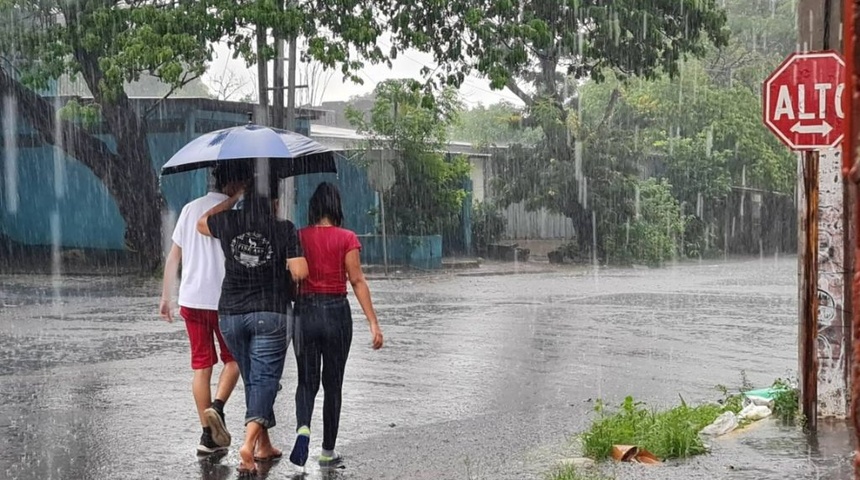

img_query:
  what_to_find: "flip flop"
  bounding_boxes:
[254,451,283,462]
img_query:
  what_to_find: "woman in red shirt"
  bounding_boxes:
[289,182,384,469]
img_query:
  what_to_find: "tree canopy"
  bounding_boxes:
[347,79,470,237]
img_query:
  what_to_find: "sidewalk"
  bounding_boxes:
[363,257,573,280]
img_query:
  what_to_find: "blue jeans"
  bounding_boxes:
[219,311,292,428]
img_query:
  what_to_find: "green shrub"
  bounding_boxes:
[603,179,685,266]
[770,378,800,424]
[472,200,507,255]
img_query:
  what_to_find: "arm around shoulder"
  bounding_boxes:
[197,190,244,236]
[287,257,309,281]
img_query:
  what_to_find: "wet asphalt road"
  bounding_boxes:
[0,257,854,479]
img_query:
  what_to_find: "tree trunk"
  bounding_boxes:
[74,50,164,272]
[566,200,595,259]
[0,68,163,273]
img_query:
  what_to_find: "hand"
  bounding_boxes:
[370,324,384,350]
[159,297,174,323]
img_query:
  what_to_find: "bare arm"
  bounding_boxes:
[287,257,309,282]
[159,243,182,322]
[197,190,244,236]
[345,249,383,349]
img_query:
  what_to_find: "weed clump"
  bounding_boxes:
[769,378,800,424]
[580,395,737,461]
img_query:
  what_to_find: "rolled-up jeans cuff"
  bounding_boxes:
[245,416,275,429]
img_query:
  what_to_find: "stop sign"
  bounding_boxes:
[763,51,845,150]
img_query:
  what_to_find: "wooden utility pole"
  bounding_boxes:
[800,150,821,432]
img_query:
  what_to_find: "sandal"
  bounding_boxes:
[254,450,283,462]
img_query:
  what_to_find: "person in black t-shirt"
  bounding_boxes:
[197,180,308,475]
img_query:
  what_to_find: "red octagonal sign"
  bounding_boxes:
[763,51,845,151]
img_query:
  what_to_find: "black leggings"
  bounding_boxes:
[293,294,353,451]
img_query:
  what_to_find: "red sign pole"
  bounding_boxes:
[844,0,860,478]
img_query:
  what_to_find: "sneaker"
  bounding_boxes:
[204,407,231,447]
[197,431,227,455]
[318,451,342,468]
[289,434,309,467]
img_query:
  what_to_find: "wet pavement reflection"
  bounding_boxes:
[0,257,854,479]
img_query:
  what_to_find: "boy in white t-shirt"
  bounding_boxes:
[159,163,251,454]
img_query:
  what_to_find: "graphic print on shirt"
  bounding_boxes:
[230,231,273,268]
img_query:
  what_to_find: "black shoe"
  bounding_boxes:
[204,407,231,447]
[197,430,228,455]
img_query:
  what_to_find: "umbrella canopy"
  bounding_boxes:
[160,124,337,177]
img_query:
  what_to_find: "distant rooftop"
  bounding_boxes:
[49,95,330,122]
[309,124,490,156]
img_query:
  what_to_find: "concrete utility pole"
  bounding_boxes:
[272,0,286,130]
[797,0,851,431]
[273,37,285,130]
[286,36,298,132]
[256,24,269,126]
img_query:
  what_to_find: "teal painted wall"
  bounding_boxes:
[293,154,378,234]
[0,108,267,249]
[0,132,201,249]
[358,234,442,269]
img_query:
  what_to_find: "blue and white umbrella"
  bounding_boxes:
[160,124,337,177]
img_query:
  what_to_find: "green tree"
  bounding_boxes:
[705,0,795,90]
[347,79,470,237]
[385,0,729,253]
[574,57,793,257]
[0,0,391,270]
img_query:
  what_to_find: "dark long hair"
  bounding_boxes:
[308,182,344,226]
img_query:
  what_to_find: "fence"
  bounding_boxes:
[501,202,576,239]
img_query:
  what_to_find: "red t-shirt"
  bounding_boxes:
[299,226,362,294]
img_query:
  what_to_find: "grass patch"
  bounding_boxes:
[580,394,740,461]
[546,464,614,480]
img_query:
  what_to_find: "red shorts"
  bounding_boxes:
[180,307,235,370]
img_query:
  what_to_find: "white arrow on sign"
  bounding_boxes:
[789,121,833,135]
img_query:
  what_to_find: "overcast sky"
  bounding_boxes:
[204,42,525,108]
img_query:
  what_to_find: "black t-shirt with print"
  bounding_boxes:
[208,210,303,315]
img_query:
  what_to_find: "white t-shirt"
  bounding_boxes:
[172,192,229,310]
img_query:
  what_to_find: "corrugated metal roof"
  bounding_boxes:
[309,124,491,156]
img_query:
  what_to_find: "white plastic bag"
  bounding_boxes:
[700,411,739,436]
[738,404,772,421]
[743,395,774,409]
